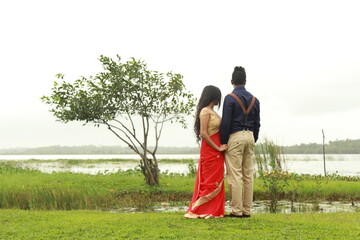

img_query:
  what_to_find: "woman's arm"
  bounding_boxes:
[200,113,227,152]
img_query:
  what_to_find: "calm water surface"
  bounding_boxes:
[1,154,359,176]
[116,200,360,214]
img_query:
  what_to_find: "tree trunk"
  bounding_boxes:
[152,154,159,185]
[140,156,159,186]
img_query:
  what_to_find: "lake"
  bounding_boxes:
[115,200,360,214]
[1,154,359,176]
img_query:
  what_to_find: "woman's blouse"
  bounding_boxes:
[200,107,221,136]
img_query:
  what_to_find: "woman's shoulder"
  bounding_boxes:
[199,107,212,116]
[200,107,220,119]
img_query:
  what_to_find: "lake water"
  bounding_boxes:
[115,200,360,214]
[1,154,360,176]
[0,154,198,160]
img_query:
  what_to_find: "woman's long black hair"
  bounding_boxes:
[194,85,222,143]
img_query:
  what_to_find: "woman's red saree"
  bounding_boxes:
[184,132,225,218]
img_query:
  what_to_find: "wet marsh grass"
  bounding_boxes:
[0,163,194,210]
[254,177,360,202]
[0,163,359,211]
[254,139,360,211]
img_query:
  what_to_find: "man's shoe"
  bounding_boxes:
[224,213,251,218]
[224,213,242,218]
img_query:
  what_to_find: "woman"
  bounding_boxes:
[184,85,228,219]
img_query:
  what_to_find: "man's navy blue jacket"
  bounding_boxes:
[220,86,260,144]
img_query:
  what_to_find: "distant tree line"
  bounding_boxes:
[1,139,360,155]
[281,139,360,154]
[0,145,199,155]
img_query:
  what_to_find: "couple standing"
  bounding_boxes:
[184,66,260,219]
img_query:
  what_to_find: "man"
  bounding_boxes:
[220,66,260,218]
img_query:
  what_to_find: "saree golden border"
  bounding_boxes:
[192,180,224,209]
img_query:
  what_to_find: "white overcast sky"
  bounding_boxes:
[0,0,359,149]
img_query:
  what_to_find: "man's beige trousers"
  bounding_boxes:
[224,131,255,216]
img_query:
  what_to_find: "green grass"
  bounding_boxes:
[0,210,359,239]
[0,163,359,210]
[254,177,360,201]
[0,163,194,210]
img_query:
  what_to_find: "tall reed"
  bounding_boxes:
[0,163,193,210]
[255,138,287,212]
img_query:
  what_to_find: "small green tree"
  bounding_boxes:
[41,55,196,185]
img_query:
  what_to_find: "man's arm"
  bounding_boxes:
[253,99,260,142]
[220,95,233,144]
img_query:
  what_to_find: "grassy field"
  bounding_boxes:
[1,161,360,239]
[0,210,359,239]
[0,162,360,211]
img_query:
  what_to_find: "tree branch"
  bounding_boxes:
[101,122,141,156]
[105,123,139,151]
[152,114,180,124]
[127,112,137,137]
[111,119,143,149]
[152,119,165,155]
